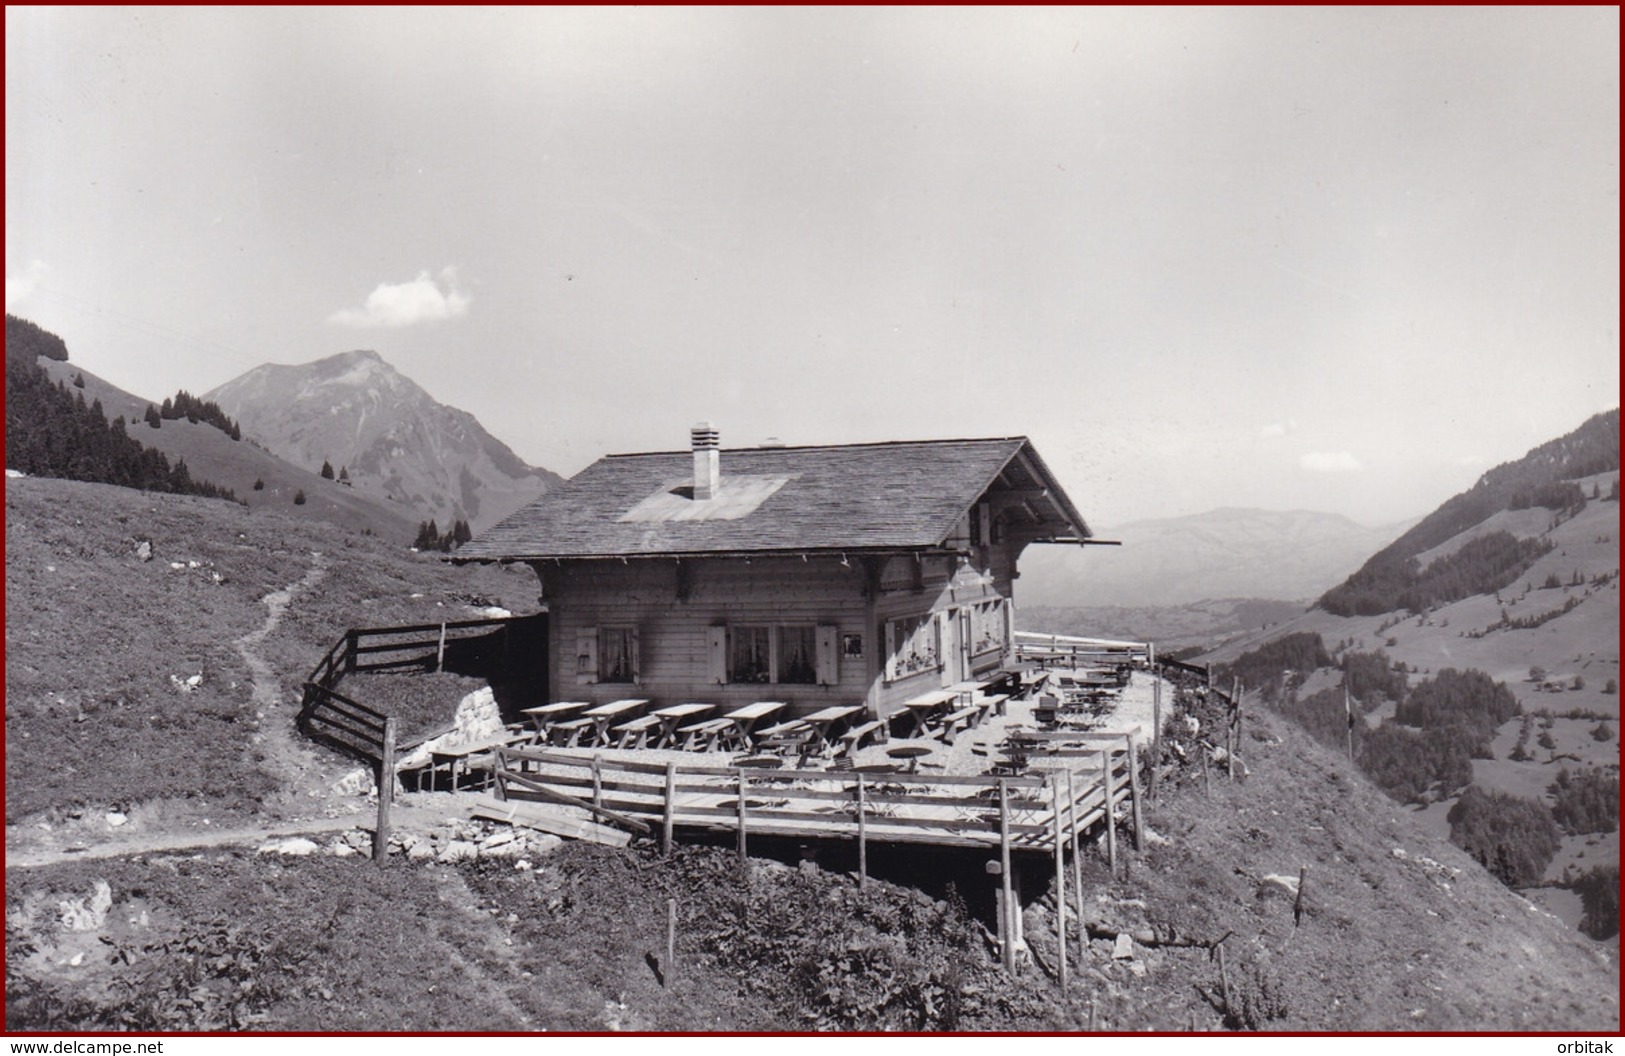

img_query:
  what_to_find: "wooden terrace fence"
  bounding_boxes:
[1013,630,1150,668]
[297,615,538,767]
[489,734,1144,856]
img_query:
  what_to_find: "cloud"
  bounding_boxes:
[329,267,469,327]
[6,260,48,308]
[1299,450,1363,473]
[1259,418,1298,439]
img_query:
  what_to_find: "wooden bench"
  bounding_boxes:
[608,713,662,749]
[548,717,596,746]
[837,718,887,756]
[980,693,1010,718]
[937,705,985,745]
[677,716,734,750]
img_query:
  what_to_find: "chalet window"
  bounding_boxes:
[969,600,1006,657]
[721,623,835,685]
[730,625,773,684]
[778,625,817,685]
[576,625,639,685]
[884,613,941,683]
[598,626,639,684]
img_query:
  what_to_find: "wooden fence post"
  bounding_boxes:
[591,753,604,810]
[736,769,749,878]
[1150,673,1162,802]
[1127,737,1144,852]
[1051,777,1068,994]
[998,778,1015,973]
[662,761,676,856]
[373,717,396,863]
[1101,747,1117,875]
[1066,768,1084,963]
[345,630,358,675]
[436,621,447,673]
[665,897,677,986]
[856,773,868,890]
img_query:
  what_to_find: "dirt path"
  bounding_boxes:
[234,550,341,801]
[7,550,379,871]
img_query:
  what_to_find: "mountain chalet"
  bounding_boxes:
[454,425,1090,724]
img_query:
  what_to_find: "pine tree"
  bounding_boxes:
[293,489,307,506]
[72,371,85,388]
[320,459,335,480]
[160,396,176,420]
[252,477,264,491]
[229,421,241,441]
[413,519,440,550]
[338,465,349,484]
[144,404,162,429]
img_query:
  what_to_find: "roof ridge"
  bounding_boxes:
[604,436,1030,459]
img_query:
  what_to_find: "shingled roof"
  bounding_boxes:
[456,436,1088,562]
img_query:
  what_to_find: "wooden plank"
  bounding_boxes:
[496,769,652,834]
[495,746,1046,787]
[470,798,631,848]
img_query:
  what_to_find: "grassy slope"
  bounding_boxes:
[1198,475,1620,931]
[34,357,420,543]
[4,475,530,825]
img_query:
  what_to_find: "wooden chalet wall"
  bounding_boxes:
[531,518,1027,721]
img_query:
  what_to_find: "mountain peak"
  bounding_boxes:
[204,351,562,530]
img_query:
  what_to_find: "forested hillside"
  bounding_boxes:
[1319,410,1619,616]
[4,315,238,502]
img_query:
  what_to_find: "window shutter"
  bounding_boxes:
[707,625,728,684]
[978,503,992,548]
[629,626,642,685]
[1002,601,1014,658]
[815,624,838,686]
[884,620,897,684]
[575,627,598,685]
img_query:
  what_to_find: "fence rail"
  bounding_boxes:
[1013,631,1150,668]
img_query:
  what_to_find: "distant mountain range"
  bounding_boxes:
[1014,507,1414,608]
[205,350,562,533]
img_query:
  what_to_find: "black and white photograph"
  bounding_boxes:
[4,6,1618,1038]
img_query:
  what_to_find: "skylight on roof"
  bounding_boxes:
[617,475,791,523]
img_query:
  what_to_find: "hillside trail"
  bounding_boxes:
[6,550,433,871]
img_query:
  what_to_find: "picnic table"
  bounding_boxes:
[421,729,530,791]
[796,704,865,753]
[520,701,592,740]
[556,699,648,747]
[944,679,988,703]
[719,701,787,751]
[895,689,956,738]
[648,703,715,748]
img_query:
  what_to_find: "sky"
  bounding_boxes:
[6,7,1619,529]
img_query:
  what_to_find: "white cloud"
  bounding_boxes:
[329,267,469,327]
[1299,450,1363,473]
[1259,418,1298,439]
[5,260,48,308]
